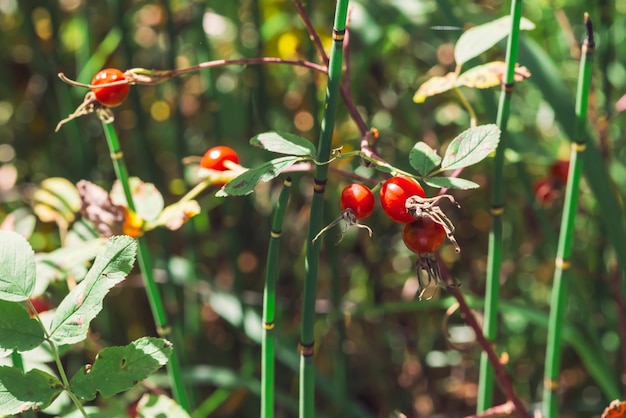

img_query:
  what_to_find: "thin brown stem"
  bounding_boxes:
[59,58,327,90]
[446,286,529,418]
[168,57,327,78]
[438,259,529,418]
[282,162,379,185]
[293,0,329,66]
[293,0,368,134]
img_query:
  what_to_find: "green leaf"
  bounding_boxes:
[0,366,63,414]
[35,238,106,294]
[0,231,36,302]
[136,393,191,418]
[423,176,480,190]
[454,16,535,65]
[70,337,172,400]
[216,156,301,197]
[0,300,45,356]
[250,131,316,156]
[48,236,137,345]
[409,142,442,176]
[441,124,501,171]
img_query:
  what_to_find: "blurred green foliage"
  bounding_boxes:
[1,0,625,417]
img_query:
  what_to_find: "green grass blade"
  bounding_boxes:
[478,0,524,411]
[262,178,292,418]
[300,2,350,417]
[543,14,595,418]
[101,121,191,411]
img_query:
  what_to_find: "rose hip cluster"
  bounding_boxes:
[333,175,460,299]
[198,143,459,299]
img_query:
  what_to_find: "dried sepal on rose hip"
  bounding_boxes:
[90,68,130,107]
[380,175,425,223]
[312,183,375,244]
[55,68,133,131]
[404,193,460,253]
[376,176,463,299]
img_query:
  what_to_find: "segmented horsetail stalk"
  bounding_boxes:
[477,0,524,411]
[261,178,292,418]
[543,14,594,418]
[299,1,350,417]
[101,121,191,412]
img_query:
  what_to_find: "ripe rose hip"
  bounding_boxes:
[380,176,425,223]
[200,146,240,171]
[340,184,375,220]
[402,217,446,254]
[90,68,130,107]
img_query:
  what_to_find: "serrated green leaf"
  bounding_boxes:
[48,236,137,345]
[0,300,45,356]
[0,231,36,302]
[441,124,501,171]
[70,337,172,400]
[454,16,535,65]
[216,156,301,196]
[250,131,316,156]
[423,176,480,190]
[409,142,442,176]
[35,238,106,294]
[137,393,191,418]
[0,366,63,414]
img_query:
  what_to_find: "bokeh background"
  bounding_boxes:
[1,0,625,417]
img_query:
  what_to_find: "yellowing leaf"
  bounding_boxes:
[456,61,531,89]
[413,73,457,103]
[32,178,80,231]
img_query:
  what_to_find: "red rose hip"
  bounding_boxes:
[380,176,425,223]
[90,68,130,107]
[340,184,375,220]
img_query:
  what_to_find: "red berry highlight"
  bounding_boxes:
[90,68,130,107]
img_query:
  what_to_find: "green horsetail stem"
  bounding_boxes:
[101,121,191,412]
[543,14,594,418]
[299,2,350,417]
[262,178,292,418]
[477,0,524,412]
